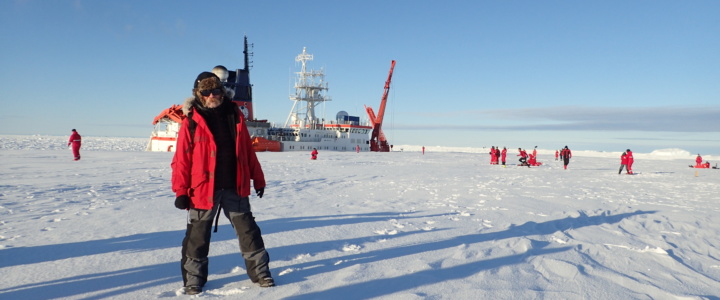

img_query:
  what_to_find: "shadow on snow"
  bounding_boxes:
[0,211,433,299]
[282,210,657,299]
[0,210,656,299]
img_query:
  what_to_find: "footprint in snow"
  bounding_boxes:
[279,268,296,275]
[551,235,568,244]
[342,244,361,252]
[293,253,311,260]
[374,229,398,235]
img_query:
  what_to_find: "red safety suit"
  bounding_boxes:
[626,150,634,174]
[68,131,82,160]
[171,106,265,210]
[490,147,497,164]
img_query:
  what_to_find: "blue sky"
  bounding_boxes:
[1,1,718,154]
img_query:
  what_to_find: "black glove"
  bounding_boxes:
[255,187,265,198]
[175,195,190,210]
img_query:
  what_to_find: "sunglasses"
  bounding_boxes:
[199,88,223,96]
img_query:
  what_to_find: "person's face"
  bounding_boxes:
[200,88,223,108]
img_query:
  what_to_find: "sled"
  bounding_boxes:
[689,164,710,169]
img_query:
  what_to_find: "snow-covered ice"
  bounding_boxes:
[1,135,718,299]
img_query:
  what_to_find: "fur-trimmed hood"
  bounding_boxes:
[182,97,197,116]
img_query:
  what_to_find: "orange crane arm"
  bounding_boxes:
[374,60,396,126]
[366,60,396,152]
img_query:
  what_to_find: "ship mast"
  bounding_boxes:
[285,47,331,127]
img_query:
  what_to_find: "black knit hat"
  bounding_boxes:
[194,72,219,89]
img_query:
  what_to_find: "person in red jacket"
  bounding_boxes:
[501,147,507,166]
[67,129,81,161]
[555,150,559,161]
[625,149,634,174]
[517,148,529,167]
[619,152,628,174]
[489,146,497,164]
[311,148,318,160]
[696,154,703,167]
[171,72,273,295]
[560,146,572,169]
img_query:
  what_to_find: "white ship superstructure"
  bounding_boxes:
[258,47,372,152]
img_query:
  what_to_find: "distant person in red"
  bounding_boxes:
[625,149,634,174]
[356,145,360,153]
[517,148,529,167]
[501,147,507,166]
[422,146,425,155]
[555,150,559,161]
[532,146,537,159]
[696,154,703,167]
[489,146,497,164]
[560,146,572,169]
[311,148,318,160]
[495,147,501,164]
[619,152,628,174]
[67,129,82,161]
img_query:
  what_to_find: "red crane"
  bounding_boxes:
[365,60,396,152]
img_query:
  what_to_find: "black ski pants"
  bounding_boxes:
[181,189,271,287]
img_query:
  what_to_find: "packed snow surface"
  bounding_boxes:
[1,135,719,299]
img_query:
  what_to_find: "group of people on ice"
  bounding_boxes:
[487,146,558,168]
[692,154,713,169]
[518,146,544,167]
[488,146,507,166]
[489,146,545,168]
[486,145,716,174]
[618,149,635,174]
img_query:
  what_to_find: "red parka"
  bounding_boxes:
[621,153,628,165]
[68,131,81,146]
[560,148,572,159]
[518,150,528,158]
[171,105,266,210]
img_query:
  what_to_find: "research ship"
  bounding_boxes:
[148,37,394,153]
